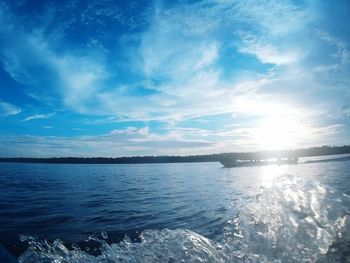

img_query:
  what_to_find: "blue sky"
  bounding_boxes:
[0,0,349,157]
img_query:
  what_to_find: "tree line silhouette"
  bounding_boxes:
[0,145,350,164]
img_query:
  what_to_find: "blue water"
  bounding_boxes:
[0,160,349,262]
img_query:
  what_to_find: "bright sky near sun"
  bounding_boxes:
[0,0,349,157]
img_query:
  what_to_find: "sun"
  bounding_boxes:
[254,116,305,151]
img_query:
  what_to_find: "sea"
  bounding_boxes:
[0,158,349,262]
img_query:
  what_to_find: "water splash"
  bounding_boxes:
[222,176,350,262]
[18,175,350,263]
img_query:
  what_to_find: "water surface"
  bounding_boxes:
[0,160,349,262]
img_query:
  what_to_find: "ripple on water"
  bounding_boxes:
[17,175,350,263]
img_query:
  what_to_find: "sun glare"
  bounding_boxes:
[260,164,289,187]
[255,116,305,151]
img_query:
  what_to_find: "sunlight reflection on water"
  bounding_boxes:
[259,164,288,187]
[1,161,349,262]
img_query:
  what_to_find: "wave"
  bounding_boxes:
[18,175,350,263]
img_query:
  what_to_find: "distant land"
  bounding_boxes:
[1,145,350,164]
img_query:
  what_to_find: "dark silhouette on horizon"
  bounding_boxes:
[1,145,350,164]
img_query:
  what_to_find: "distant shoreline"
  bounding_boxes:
[1,145,350,164]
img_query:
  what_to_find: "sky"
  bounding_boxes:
[0,0,349,157]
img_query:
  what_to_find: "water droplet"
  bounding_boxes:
[101,231,108,239]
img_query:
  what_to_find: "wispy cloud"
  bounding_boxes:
[0,126,214,157]
[0,119,345,157]
[0,0,324,122]
[22,113,55,122]
[313,31,350,75]
[0,0,350,155]
[236,31,301,65]
[0,101,21,116]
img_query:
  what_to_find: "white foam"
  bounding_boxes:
[18,175,350,263]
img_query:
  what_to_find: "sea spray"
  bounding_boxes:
[221,176,350,262]
[18,175,350,263]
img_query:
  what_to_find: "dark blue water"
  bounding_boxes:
[0,160,349,262]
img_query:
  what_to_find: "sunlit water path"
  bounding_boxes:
[0,160,349,262]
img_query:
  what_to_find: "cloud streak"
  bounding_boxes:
[0,0,350,155]
[0,126,214,157]
[0,101,21,116]
[0,120,345,157]
[22,113,55,122]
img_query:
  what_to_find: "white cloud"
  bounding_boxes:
[194,43,219,70]
[233,0,310,34]
[54,54,108,112]
[318,32,350,66]
[0,119,345,157]
[0,126,214,157]
[312,31,350,75]
[236,31,301,65]
[110,127,150,136]
[1,0,349,155]
[0,0,316,123]
[0,3,109,113]
[0,101,21,116]
[22,113,55,122]
[240,42,300,65]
